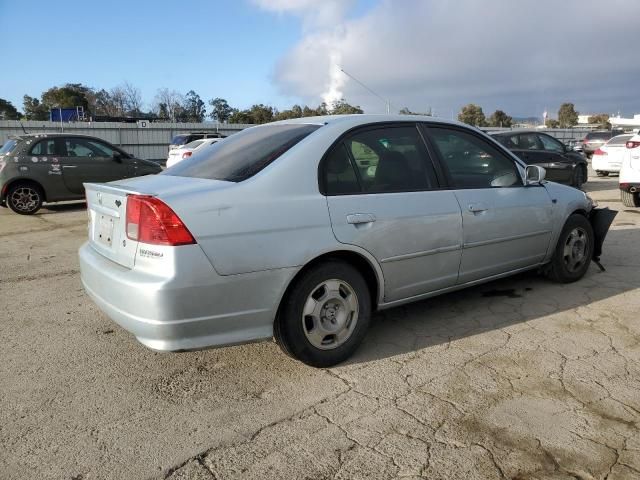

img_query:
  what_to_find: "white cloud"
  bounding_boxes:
[257,0,640,116]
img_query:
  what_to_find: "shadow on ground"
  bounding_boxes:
[346,227,639,366]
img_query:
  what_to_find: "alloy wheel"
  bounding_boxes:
[563,227,588,273]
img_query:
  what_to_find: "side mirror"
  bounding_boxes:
[112,151,123,163]
[525,165,546,185]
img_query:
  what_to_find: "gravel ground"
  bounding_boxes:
[0,173,638,480]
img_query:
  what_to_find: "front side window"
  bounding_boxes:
[66,139,115,158]
[0,139,18,154]
[538,134,564,152]
[428,127,521,188]
[165,124,321,182]
[30,139,57,156]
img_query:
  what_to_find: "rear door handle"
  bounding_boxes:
[346,213,376,225]
[62,165,77,168]
[468,203,488,213]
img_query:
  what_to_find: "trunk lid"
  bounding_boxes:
[85,175,233,268]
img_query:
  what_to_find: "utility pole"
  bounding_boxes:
[338,66,390,114]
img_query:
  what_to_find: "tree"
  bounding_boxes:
[399,106,432,116]
[487,110,513,128]
[545,119,560,128]
[274,104,303,120]
[153,89,184,122]
[588,113,611,129]
[41,83,91,110]
[121,82,143,116]
[182,90,206,122]
[209,98,233,123]
[228,108,254,124]
[558,103,578,128]
[329,99,363,115]
[0,98,20,120]
[458,104,486,127]
[23,95,49,120]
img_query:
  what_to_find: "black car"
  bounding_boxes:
[490,131,588,188]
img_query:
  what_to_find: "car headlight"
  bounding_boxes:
[583,192,598,208]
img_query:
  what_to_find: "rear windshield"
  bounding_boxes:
[164,124,321,182]
[607,135,633,145]
[0,139,18,154]
[170,135,189,146]
[586,132,613,140]
[184,139,205,149]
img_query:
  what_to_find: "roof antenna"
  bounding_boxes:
[20,122,28,134]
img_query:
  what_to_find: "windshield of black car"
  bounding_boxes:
[164,124,321,182]
[0,139,18,154]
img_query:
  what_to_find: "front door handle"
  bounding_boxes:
[346,213,376,225]
[468,203,488,213]
[62,165,77,169]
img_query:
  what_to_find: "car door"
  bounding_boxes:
[537,133,574,183]
[423,125,553,284]
[323,124,463,302]
[27,137,69,200]
[60,137,130,194]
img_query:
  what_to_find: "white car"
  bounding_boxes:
[619,132,640,207]
[166,138,220,168]
[592,134,634,177]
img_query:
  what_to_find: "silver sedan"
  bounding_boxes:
[79,115,616,367]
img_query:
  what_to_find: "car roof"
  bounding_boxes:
[488,130,546,136]
[11,133,105,140]
[269,113,474,131]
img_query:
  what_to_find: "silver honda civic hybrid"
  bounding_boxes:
[79,115,616,367]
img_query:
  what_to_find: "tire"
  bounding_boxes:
[546,214,594,283]
[621,190,640,208]
[596,171,609,177]
[274,261,371,367]
[6,182,44,215]
[571,166,585,189]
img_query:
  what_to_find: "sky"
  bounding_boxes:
[1,0,639,119]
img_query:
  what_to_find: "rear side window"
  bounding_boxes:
[165,124,321,182]
[30,139,57,156]
[428,127,521,189]
[0,139,18,154]
[323,125,436,195]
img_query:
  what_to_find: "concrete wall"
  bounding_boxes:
[0,121,253,160]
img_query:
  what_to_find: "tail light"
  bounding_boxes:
[593,148,606,156]
[126,195,195,246]
[626,141,640,149]
[182,151,192,159]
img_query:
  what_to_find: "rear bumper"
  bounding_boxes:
[79,242,294,351]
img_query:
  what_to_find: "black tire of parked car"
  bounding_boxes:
[546,214,594,283]
[275,260,371,367]
[6,182,44,215]
[596,171,609,177]
[621,190,640,208]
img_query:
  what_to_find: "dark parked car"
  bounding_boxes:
[490,131,588,188]
[0,133,162,215]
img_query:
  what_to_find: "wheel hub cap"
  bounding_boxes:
[563,227,588,273]
[302,279,359,350]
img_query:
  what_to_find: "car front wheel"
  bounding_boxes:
[275,261,371,367]
[7,182,44,215]
[546,214,594,283]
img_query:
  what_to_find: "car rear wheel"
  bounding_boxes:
[274,261,371,367]
[546,214,594,283]
[7,182,44,215]
[621,190,640,207]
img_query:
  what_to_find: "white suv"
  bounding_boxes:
[619,132,640,207]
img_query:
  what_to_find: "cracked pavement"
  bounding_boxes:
[1,174,639,479]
